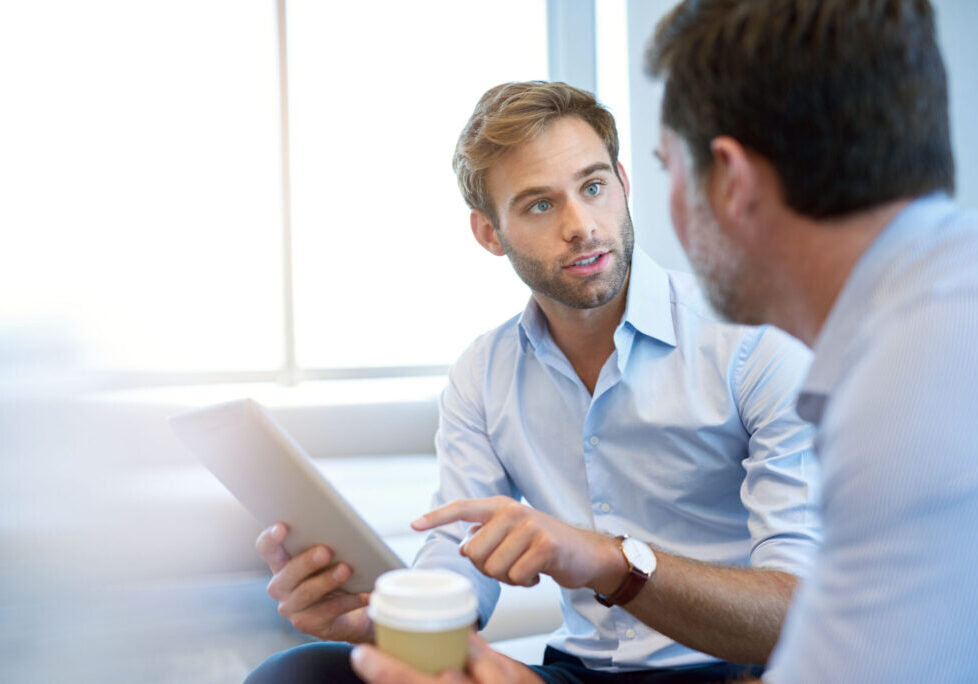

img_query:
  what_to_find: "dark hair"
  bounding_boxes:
[646,0,954,218]
[453,81,620,227]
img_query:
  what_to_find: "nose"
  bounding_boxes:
[560,196,597,243]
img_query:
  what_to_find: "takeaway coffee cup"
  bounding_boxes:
[368,568,478,674]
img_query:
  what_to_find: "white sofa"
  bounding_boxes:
[0,378,561,682]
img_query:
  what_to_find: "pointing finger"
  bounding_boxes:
[411,497,513,531]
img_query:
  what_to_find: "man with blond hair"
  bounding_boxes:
[247,81,821,683]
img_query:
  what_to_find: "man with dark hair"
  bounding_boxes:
[352,0,978,681]
[645,0,978,680]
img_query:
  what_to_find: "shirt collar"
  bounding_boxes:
[797,192,957,424]
[622,248,678,347]
[517,296,548,351]
[517,247,678,351]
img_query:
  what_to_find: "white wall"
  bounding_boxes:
[624,0,978,273]
[935,0,978,210]
[625,1,688,272]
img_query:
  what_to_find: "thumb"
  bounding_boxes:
[350,645,400,684]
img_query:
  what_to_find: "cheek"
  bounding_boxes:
[667,175,690,249]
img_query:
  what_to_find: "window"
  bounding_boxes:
[2,1,284,375]
[0,0,548,385]
[287,0,547,370]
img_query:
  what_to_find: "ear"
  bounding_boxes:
[470,210,506,256]
[616,161,631,199]
[707,136,759,228]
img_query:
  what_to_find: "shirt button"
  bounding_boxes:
[625,628,636,639]
[588,436,599,446]
[599,503,611,513]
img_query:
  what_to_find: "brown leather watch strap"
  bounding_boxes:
[594,564,647,607]
[594,536,653,607]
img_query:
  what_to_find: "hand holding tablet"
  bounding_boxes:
[254,520,377,642]
[169,397,404,587]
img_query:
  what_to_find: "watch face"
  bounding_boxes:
[622,537,656,575]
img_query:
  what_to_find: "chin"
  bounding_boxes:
[550,278,621,310]
[703,286,766,326]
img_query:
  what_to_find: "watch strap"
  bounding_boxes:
[594,536,651,607]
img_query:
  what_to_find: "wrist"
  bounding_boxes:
[593,536,657,607]
[590,534,630,595]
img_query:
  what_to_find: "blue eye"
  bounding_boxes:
[584,182,602,196]
[529,199,552,214]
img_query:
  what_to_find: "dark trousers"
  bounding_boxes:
[244,642,764,683]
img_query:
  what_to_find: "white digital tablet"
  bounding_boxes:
[169,398,405,593]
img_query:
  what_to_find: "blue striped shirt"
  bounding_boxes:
[414,248,821,670]
[765,194,978,682]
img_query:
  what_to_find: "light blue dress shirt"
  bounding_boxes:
[765,194,978,682]
[414,248,821,671]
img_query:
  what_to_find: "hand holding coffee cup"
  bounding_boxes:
[368,569,477,674]
[351,632,546,684]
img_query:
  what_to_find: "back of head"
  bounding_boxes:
[453,81,620,226]
[646,0,955,219]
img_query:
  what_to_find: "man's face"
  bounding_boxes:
[483,116,634,311]
[658,126,761,324]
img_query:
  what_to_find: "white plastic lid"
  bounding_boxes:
[368,569,477,633]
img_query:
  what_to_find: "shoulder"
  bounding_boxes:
[870,206,978,322]
[451,312,521,371]
[826,209,978,414]
[447,312,523,395]
[815,289,978,526]
[832,288,978,440]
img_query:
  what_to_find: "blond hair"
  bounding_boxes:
[452,81,620,226]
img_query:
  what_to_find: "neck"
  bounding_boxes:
[763,199,911,346]
[534,275,630,393]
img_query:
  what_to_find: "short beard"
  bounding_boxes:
[499,211,635,310]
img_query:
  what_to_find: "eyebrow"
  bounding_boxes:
[507,162,616,212]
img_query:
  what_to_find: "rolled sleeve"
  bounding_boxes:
[734,326,822,578]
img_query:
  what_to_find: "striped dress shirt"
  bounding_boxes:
[766,194,978,682]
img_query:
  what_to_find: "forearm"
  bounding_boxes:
[414,497,796,665]
[623,550,796,665]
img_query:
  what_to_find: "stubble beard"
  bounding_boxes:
[499,212,636,310]
[684,185,765,325]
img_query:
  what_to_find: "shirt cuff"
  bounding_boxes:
[750,537,819,580]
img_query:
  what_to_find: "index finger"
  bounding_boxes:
[411,497,511,531]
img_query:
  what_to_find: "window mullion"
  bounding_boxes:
[276,0,298,387]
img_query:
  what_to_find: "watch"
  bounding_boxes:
[594,536,656,607]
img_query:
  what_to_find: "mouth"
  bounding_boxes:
[563,251,611,275]
[569,253,602,267]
